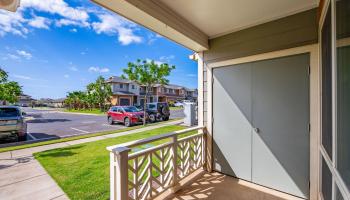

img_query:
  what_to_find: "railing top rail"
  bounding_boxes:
[107,126,204,153]
[128,141,173,159]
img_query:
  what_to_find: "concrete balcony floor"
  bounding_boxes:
[169,172,304,200]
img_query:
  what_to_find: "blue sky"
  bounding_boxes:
[0,0,197,99]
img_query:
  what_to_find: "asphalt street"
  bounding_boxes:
[20,107,185,141]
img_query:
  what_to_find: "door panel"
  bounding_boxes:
[120,98,130,106]
[251,54,309,198]
[212,53,310,198]
[213,63,252,181]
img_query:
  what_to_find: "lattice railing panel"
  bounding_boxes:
[177,134,204,179]
[128,144,175,200]
[108,126,205,200]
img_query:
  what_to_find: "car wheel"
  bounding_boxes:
[108,116,114,125]
[18,133,27,141]
[149,114,156,123]
[124,117,131,127]
[164,116,169,121]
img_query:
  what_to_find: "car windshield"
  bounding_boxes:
[123,106,139,112]
[0,108,20,117]
[147,104,156,110]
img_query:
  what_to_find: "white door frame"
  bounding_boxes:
[203,44,320,200]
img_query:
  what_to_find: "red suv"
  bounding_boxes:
[107,106,144,127]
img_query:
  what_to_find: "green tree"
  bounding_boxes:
[65,91,86,109]
[86,83,98,110]
[87,76,112,111]
[0,68,22,105]
[122,59,175,125]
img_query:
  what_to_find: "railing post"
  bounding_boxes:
[201,128,207,171]
[109,146,131,200]
[171,135,178,190]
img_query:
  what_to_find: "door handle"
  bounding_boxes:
[254,128,260,133]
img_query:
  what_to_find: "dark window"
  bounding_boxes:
[321,5,333,159]
[336,0,350,191]
[322,158,333,200]
[0,107,20,117]
[119,98,130,106]
[120,84,123,88]
[131,85,135,89]
[147,104,156,110]
[123,106,139,112]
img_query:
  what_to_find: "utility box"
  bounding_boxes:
[183,102,196,126]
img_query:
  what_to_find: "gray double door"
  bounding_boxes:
[213,54,310,198]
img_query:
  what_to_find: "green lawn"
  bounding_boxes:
[169,106,183,111]
[0,118,181,153]
[64,109,105,115]
[34,125,189,200]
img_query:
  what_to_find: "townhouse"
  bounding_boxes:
[106,76,197,106]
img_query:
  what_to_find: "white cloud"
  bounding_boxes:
[28,16,51,29]
[64,74,70,78]
[88,67,110,73]
[55,18,89,28]
[6,53,20,60]
[159,55,175,62]
[16,50,32,59]
[92,14,141,45]
[13,74,32,80]
[69,66,78,71]
[0,0,144,46]
[146,59,163,66]
[21,0,89,24]
[0,10,28,37]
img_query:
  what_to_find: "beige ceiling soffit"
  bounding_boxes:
[209,3,319,39]
[92,0,209,52]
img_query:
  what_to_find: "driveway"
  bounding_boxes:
[17,107,185,141]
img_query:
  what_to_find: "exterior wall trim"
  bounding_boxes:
[205,44,320,200]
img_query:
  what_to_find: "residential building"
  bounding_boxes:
[35,98,65,108]
[95,1,350,200]
[17,94,35,107]
[106,76,141,106]
[107,76,197,106]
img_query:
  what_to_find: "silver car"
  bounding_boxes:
[0,106,27,141]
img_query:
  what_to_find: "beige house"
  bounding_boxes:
[99,0,349,200]
[107,76,197,106]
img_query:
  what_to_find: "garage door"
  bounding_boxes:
[120,98,130,106]
[213,54,310,198]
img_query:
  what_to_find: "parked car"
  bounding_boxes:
[107,106,145,127]
[146,102,170,122]
[0,106,27,141]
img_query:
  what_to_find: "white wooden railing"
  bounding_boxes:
[107,126,206,200]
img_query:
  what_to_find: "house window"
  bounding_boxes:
[131,85,135,89]
[120,84,123,88]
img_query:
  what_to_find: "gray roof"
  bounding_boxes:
[108,76,197,91]
[113,91,135,95]
[107,76,133,83]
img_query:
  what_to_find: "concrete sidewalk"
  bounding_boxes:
[0,119,183,200]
